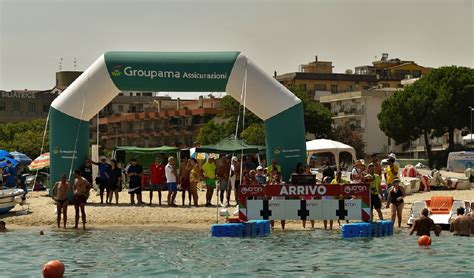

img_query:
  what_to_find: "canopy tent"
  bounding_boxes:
[195,137,264,155]
[306,139,357,171]
[113,146,180,168]
[10,151,32,164]
[29,152,50,171]
[463,134,474,143]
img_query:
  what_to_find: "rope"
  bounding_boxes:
[68,75,87,180]
[32,109,50,189]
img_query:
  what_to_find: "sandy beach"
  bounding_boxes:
[2,187,474,231]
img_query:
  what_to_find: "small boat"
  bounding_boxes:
[0,188,25,214]
[407,196,472,228]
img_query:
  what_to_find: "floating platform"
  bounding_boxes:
[342,221,393,239]
[211,220,271,237]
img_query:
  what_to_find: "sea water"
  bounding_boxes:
[0,228,472,277]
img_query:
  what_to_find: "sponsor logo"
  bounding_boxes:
[53,146,59,155]
[344,185,368,194]
[111,65,122,77]
[240,186,263,195]
[273,146,281,155]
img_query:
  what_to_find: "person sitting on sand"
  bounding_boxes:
[51,174,70,229]
[410,208,441,237]
[450,207,471,237]
[0,220,7,232]
[74,170,92,230]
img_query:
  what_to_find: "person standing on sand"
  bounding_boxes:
[51,174,70,229]
[386,179,405,227]
[410,208,441,237]
[366,163,384,221]
[92,156,111,204]
[73,170,92,230]
[450,207,471,236]
[217,156,231,207]
[231,157,241,205]
[149,157,166,206]
[79,159,93,185]
[268,171,286,230]
[189,158,201,206]
[165,157,178,207]
[179,158,193,206]
[127,158,143,205]
[202,157,217,207]
[107,159,122,205]
[384,156,399,187]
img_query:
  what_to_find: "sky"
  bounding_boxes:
[0,0,473,98]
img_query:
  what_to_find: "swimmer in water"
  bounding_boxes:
[0,221,6,232]
[410,208,440,237]
[450,207,472,237]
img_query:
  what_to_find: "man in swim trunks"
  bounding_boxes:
[202,157,217,207]
[74,170,92,230]
[179,158,193,206]
[450,207,471,236]
[52,174,70,229]
[410,208,441,237]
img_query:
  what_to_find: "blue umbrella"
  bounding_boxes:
[0,150,13,159]
[9,151,32,164]
[0,157,18,168]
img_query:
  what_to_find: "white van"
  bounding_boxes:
[447,151,474,173]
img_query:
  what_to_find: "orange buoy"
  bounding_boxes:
[418,235,431,246]
[42,260,65,278]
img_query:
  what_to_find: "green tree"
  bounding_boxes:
[293,89,333,138]
[331,124,366,158]
[0,119,48,159]
[241,123,265,145]
[195,120,228,145]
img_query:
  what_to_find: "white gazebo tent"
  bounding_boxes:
[463,134,474,144]
[306,139,357,171]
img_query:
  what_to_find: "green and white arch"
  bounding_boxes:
[50,51,306,185]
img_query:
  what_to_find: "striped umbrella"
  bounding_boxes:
[28,153,50,171]
[10,151,33,164]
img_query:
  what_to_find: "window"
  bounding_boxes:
[331,84,338,93]
[43,104,49,113]
[363,85,370,90]
[0,101,5,111]
[300,84,307,91]
[348,85,354,91]
[412,70,422,78]
[12,102,20,112]
[28,102,36,113]
[314,84,327,91]
[118,105,123,112]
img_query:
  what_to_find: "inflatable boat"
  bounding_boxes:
[0,188,25,214]
[407,196,472,227]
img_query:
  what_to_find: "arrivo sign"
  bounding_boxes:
[239,184,367,198]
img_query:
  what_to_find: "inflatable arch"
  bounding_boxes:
[49,51,306,186]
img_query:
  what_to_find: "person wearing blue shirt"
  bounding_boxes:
[3,161,16,188]
[92,156,111,204]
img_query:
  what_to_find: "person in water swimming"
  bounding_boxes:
[51,174,70,229]
[410,208,440,237]
[450,207,471,237]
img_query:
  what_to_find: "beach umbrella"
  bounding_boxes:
[0,150,14,159]
[9,151,33,164]
[0,156,19,168]
[29,153,50,171]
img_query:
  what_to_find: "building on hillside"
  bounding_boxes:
[319,89,399,155]
[95,97,221,149]
[354,53,431,79]
[276,55,404,100]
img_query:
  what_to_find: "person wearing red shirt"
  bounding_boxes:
[149,157,166,205]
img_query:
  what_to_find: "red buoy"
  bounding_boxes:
[418,235,431,246]
[42,260,65,278]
